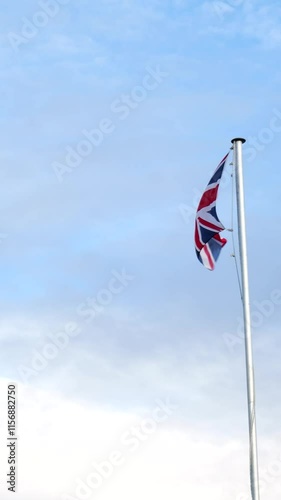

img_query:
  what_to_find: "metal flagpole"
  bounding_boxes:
[231,138,260,500]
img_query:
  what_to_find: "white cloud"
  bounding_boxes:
[0,380,280,499]
[200,1,281,49]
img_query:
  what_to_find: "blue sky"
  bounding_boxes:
[0,1,281,499]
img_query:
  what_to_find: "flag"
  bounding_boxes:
[194,153,229,270]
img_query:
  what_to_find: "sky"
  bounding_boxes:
[0,0,281,498]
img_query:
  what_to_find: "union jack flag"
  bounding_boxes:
[195,153,229,270]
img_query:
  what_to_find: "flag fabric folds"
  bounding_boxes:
[194,153,229,270]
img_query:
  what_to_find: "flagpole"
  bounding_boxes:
[231,138,260,500]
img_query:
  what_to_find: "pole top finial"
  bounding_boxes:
[231,137,246,144]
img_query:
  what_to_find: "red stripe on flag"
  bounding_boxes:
[203,244,214,271]
[197,186,219,211]
[198,217,223,232]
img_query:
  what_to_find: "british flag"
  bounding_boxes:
[194,153,229,270]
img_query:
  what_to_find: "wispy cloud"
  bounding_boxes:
[201,1,281,48]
